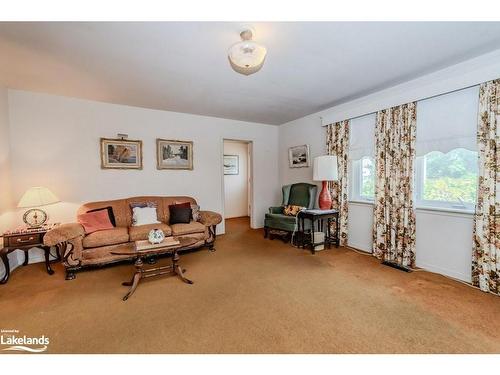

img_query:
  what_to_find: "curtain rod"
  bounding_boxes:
[320,82,480,127]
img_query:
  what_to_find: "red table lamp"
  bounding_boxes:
[313,155,338,210]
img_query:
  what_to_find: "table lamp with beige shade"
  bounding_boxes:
[17,187,60,228]
[313,155,338,210]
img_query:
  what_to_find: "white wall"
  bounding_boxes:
[5,90,280,234]
[415,210,473,281]
[279,49,500,283]
[0,86,22,280]
[223,141,249,219]
[0,86,13,219]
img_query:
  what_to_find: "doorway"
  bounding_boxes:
[222,139,252,230]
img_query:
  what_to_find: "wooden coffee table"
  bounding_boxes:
[111,237,197,301]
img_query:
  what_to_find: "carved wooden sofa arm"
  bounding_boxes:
[43,223,85,280]
[199,211,222,251]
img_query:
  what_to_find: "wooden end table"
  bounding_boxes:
[111,237,197,301]
[296,209,340,254]
[1,224,60,284]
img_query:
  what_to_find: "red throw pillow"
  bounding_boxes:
[77,210,114,234]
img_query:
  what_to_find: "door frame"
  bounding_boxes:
[221,138,254,228]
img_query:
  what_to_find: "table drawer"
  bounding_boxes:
[6,234,42,247]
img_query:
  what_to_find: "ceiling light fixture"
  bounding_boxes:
[228,29,267,76]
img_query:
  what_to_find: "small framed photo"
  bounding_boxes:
[224,155,239,175]
[100,138,143,169]
[157,139,193,170]
[288,144,310,168]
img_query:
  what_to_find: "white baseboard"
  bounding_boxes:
[347,242,372,253]
[415,261,471,283]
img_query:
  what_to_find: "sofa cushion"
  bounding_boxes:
[127,197,165,225]
[86,206,116,226]
[283,205,305,216]
[77,210,114,234]
[128,223,172,242]
[82,227,129,248]
[169,203,192,224]
[264,213,311,232]
[132,206,161,226]
[170,221,206,236]
[78,200,130,227]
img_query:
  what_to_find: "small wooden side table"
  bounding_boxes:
[0,225,59,284]
[296,209,340,254]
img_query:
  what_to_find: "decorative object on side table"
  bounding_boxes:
[148,229,165,244]
[313,155,338,210]
[223,155,239,175]
[288,144,310,168]
[156,139,193,170]
[100,137,143,170]
[18,186,60,228]
[1,223,60,284]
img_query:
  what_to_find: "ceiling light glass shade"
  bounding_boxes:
[228,30,267,76]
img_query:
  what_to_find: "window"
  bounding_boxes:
[349,113,376,202]
[351,156,375,201]
[415,148,477,211]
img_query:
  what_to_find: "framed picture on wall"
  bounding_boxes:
[100,138,143,169]
[156,139,194,170]
[224,155,239,175]
[288,144,310,168]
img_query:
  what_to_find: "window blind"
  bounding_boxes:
[416,85,479,156]
[349,113,376,160]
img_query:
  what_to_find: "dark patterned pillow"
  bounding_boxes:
[169,203,191,224]
[173,201,195,220]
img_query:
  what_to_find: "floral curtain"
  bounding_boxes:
[373,103,417,267]
[472,79,500,295]
[326,120,349,246]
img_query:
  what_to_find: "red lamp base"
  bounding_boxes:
[318,180,332,210]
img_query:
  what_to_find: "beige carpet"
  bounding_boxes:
[0,217,499,354]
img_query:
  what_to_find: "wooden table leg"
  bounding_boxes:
[172,251,193,284]
[310,218,316,254]
[43,246,55,275]
[0,251,10,284]
[22,249,29,266]
[122,257,143,301]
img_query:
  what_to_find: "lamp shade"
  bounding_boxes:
[313,155,338,181]
[17,187,59,208]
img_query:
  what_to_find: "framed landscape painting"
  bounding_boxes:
[157,139,194,170]
[223,155,239,175]
[288,144,310,168]
[100,138,143,169]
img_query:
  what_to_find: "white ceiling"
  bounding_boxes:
[1,22,500,125]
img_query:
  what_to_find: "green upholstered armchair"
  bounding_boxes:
[264,183,317,240]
